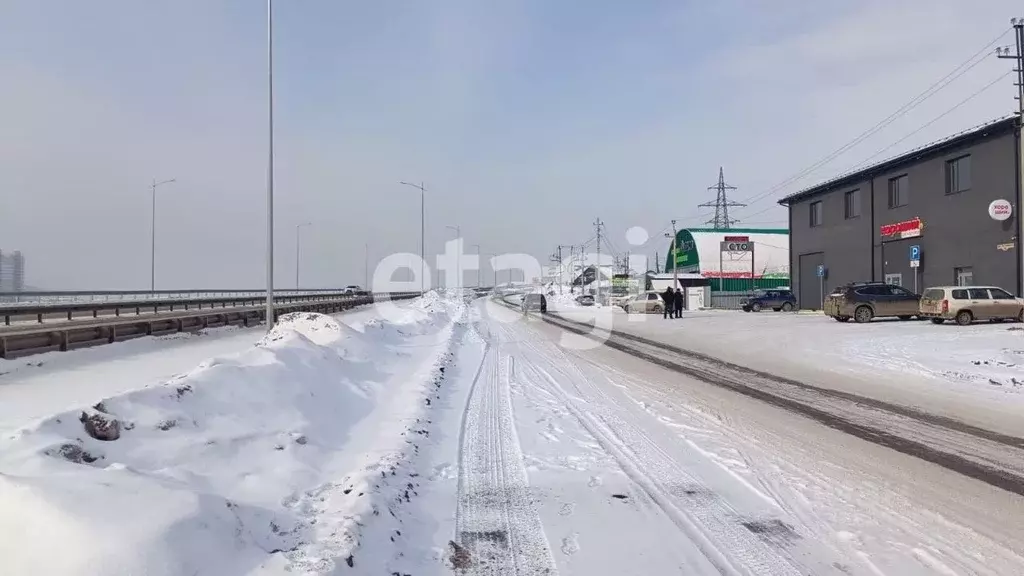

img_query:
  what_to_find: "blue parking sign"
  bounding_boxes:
[910,245,921,261]
[816,264,825,278]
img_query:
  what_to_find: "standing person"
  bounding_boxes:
[673,288,684,318]
[661,286,674,319]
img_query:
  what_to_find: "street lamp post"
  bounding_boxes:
[295,222,311,289]
[149,178,176,292]
[398,181,426,294]
[265,0,276,330]
[446,225,461,290]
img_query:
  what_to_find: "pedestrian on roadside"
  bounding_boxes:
[673,288,684,318]
[661,286,674,319]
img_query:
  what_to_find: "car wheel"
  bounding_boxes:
[751,302,762,312]
[898,315,912,321]
[1018,308,1023,323]
[854,306,873,323]
[781,302,794,312]
[930,318,944,325]
[652,305,662,314]
[834,316,850,322]
[955,310,973,326]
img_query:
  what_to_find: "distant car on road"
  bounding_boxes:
[575,294,595,307]
[343,285,369,296]
[920,286,1024,325]
[741,289,796,312]
[825,282,921,323]
[522,293,547,314]
[623,291,666,314]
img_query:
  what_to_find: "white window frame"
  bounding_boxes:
[884,273,903,287]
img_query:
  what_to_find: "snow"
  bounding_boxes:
[0,293,466,576]
[554,307,1024,435]
[3,292,1023,575]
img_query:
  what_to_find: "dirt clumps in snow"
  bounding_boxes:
[47,442,99,464]
[448,539,473,570]
[79,409,121,441]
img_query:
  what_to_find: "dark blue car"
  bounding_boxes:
[741,289,796,312]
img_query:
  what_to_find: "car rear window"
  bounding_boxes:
[923,289,945,300]
[951,289,969,300]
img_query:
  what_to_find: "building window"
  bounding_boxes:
[946,155,971,194]
[888,174,908,208]
[809,201,823,227]
[954,267,973,286]
[884,273,902,287]
[844,189,860,219]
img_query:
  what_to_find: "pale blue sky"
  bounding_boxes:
[0,0,1019,289]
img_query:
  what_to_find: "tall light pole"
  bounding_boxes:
[398,181,426,294]
[295,222,311,289]
[446,225,461,290]
[149,178,176,292]
[265,0,276,330]
[471,244,481,288]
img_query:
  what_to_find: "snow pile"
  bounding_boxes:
[547,292,582,310]
[0,295,463,576]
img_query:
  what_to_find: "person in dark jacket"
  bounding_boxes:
[673,288,684,318]
[661,287,674,319]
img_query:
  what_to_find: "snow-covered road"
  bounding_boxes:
[447,299,1024,575]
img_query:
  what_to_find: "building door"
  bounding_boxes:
[798,252,825,310]
[884,273,903,287]
[955,267,973,286]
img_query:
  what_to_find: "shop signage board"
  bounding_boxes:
[989,199,1012,221]
[723,235,749,242]
[880,217,923,239]
[997,242,1016,251]
[720,241,753,252]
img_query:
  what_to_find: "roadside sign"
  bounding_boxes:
[816,264,825,278]
[910,260,920,268]
[910,245,921,261]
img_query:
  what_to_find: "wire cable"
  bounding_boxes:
[733,26,1012,212]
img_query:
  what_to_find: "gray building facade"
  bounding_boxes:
[780,117,1021,310]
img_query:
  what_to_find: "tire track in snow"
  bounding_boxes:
[454,330,557,575]
[541,312,1024,497]
[511,335,807,576]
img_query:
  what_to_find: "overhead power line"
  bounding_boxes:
[739,71,1014,223]
[734,26,1012,212]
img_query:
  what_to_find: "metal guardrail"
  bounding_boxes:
[0,292,419,359]
[0,288,366,306]
[1,292,366,326]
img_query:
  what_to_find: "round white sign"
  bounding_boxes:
[989,199,1013,221]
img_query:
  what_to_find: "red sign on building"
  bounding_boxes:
[880,217,923,239]
[723,235,750,242]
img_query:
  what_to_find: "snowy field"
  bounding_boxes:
[1,292,1021,575]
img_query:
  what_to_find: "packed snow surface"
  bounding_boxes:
[0,293,465,576]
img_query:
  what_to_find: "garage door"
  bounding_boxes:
[798,252,825,310]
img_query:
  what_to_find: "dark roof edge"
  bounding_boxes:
[777,115,1018,206]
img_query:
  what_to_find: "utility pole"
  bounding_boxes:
[595,218,603,303]
[655,251,660,274]
[697,167,745,229]
[398,181,427,294]
[998,18,1024,295]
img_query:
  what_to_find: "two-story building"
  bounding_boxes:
[779,116,1021,310]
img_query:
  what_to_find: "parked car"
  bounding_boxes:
[575,294,595,306]
[522,293,548,314]
[824,282,921,323]
[920,286,1024,325]
[343,285,367,296]
[623,291,666,314]
[741,289,796,312]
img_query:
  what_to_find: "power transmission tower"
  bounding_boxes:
[697,167,745,229]
[594,218,604,302]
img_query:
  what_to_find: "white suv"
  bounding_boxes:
[919,286,1024,325]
